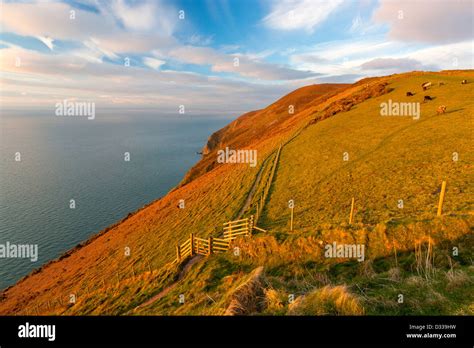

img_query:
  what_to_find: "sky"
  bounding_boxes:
[0,0,473,115]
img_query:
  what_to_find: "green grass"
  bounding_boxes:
[263,73,473,231]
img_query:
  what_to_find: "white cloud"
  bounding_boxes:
[1,1,315,83]
[290,39,400,75]
[36,36,54,50]
[213,55,317,80]
[0,46,312,113]
[187,34,214,46]
[166,46,223,66]
[109,0,177,34]
[290,39,473,77]
[374,0,473,43]
[0,1,177,58]
[302,40,397,61]
[96,34,177,54]
[407,41,474,70]
[263,0,344,32]
[349,14,380,35]
[83,38,119,60]
[165,45,317,80]
[350,15,363,33]
[1,2,117,41]
[143,57,166,70]
[360,57,428,71]
[358,41,474,74]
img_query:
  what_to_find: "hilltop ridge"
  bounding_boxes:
[181,83,349,185]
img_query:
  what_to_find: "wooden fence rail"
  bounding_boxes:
[173,216,255,264]
[254,144,282,223]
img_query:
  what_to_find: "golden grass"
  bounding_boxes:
[263,288,286,313]
[224,266,264,315]
[288,285,365,316]
[445,269,471,289]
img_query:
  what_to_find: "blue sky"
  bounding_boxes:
[1,0,472,114]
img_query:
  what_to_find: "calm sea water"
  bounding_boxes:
[0,112,229,290]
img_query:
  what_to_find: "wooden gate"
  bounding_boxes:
[223,216,253,240]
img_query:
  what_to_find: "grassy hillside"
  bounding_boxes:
[263,71,473,230]
[0,70,472,316]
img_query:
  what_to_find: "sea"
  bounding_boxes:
[0,111,229,290]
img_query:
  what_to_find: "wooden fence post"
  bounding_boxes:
[437,181,447,217]
[249,215,254,236]
[208,237,213,255]
[349,197,355,224]
[290,207,294,231]
[190,233,194,256]
[176,244,181,261]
